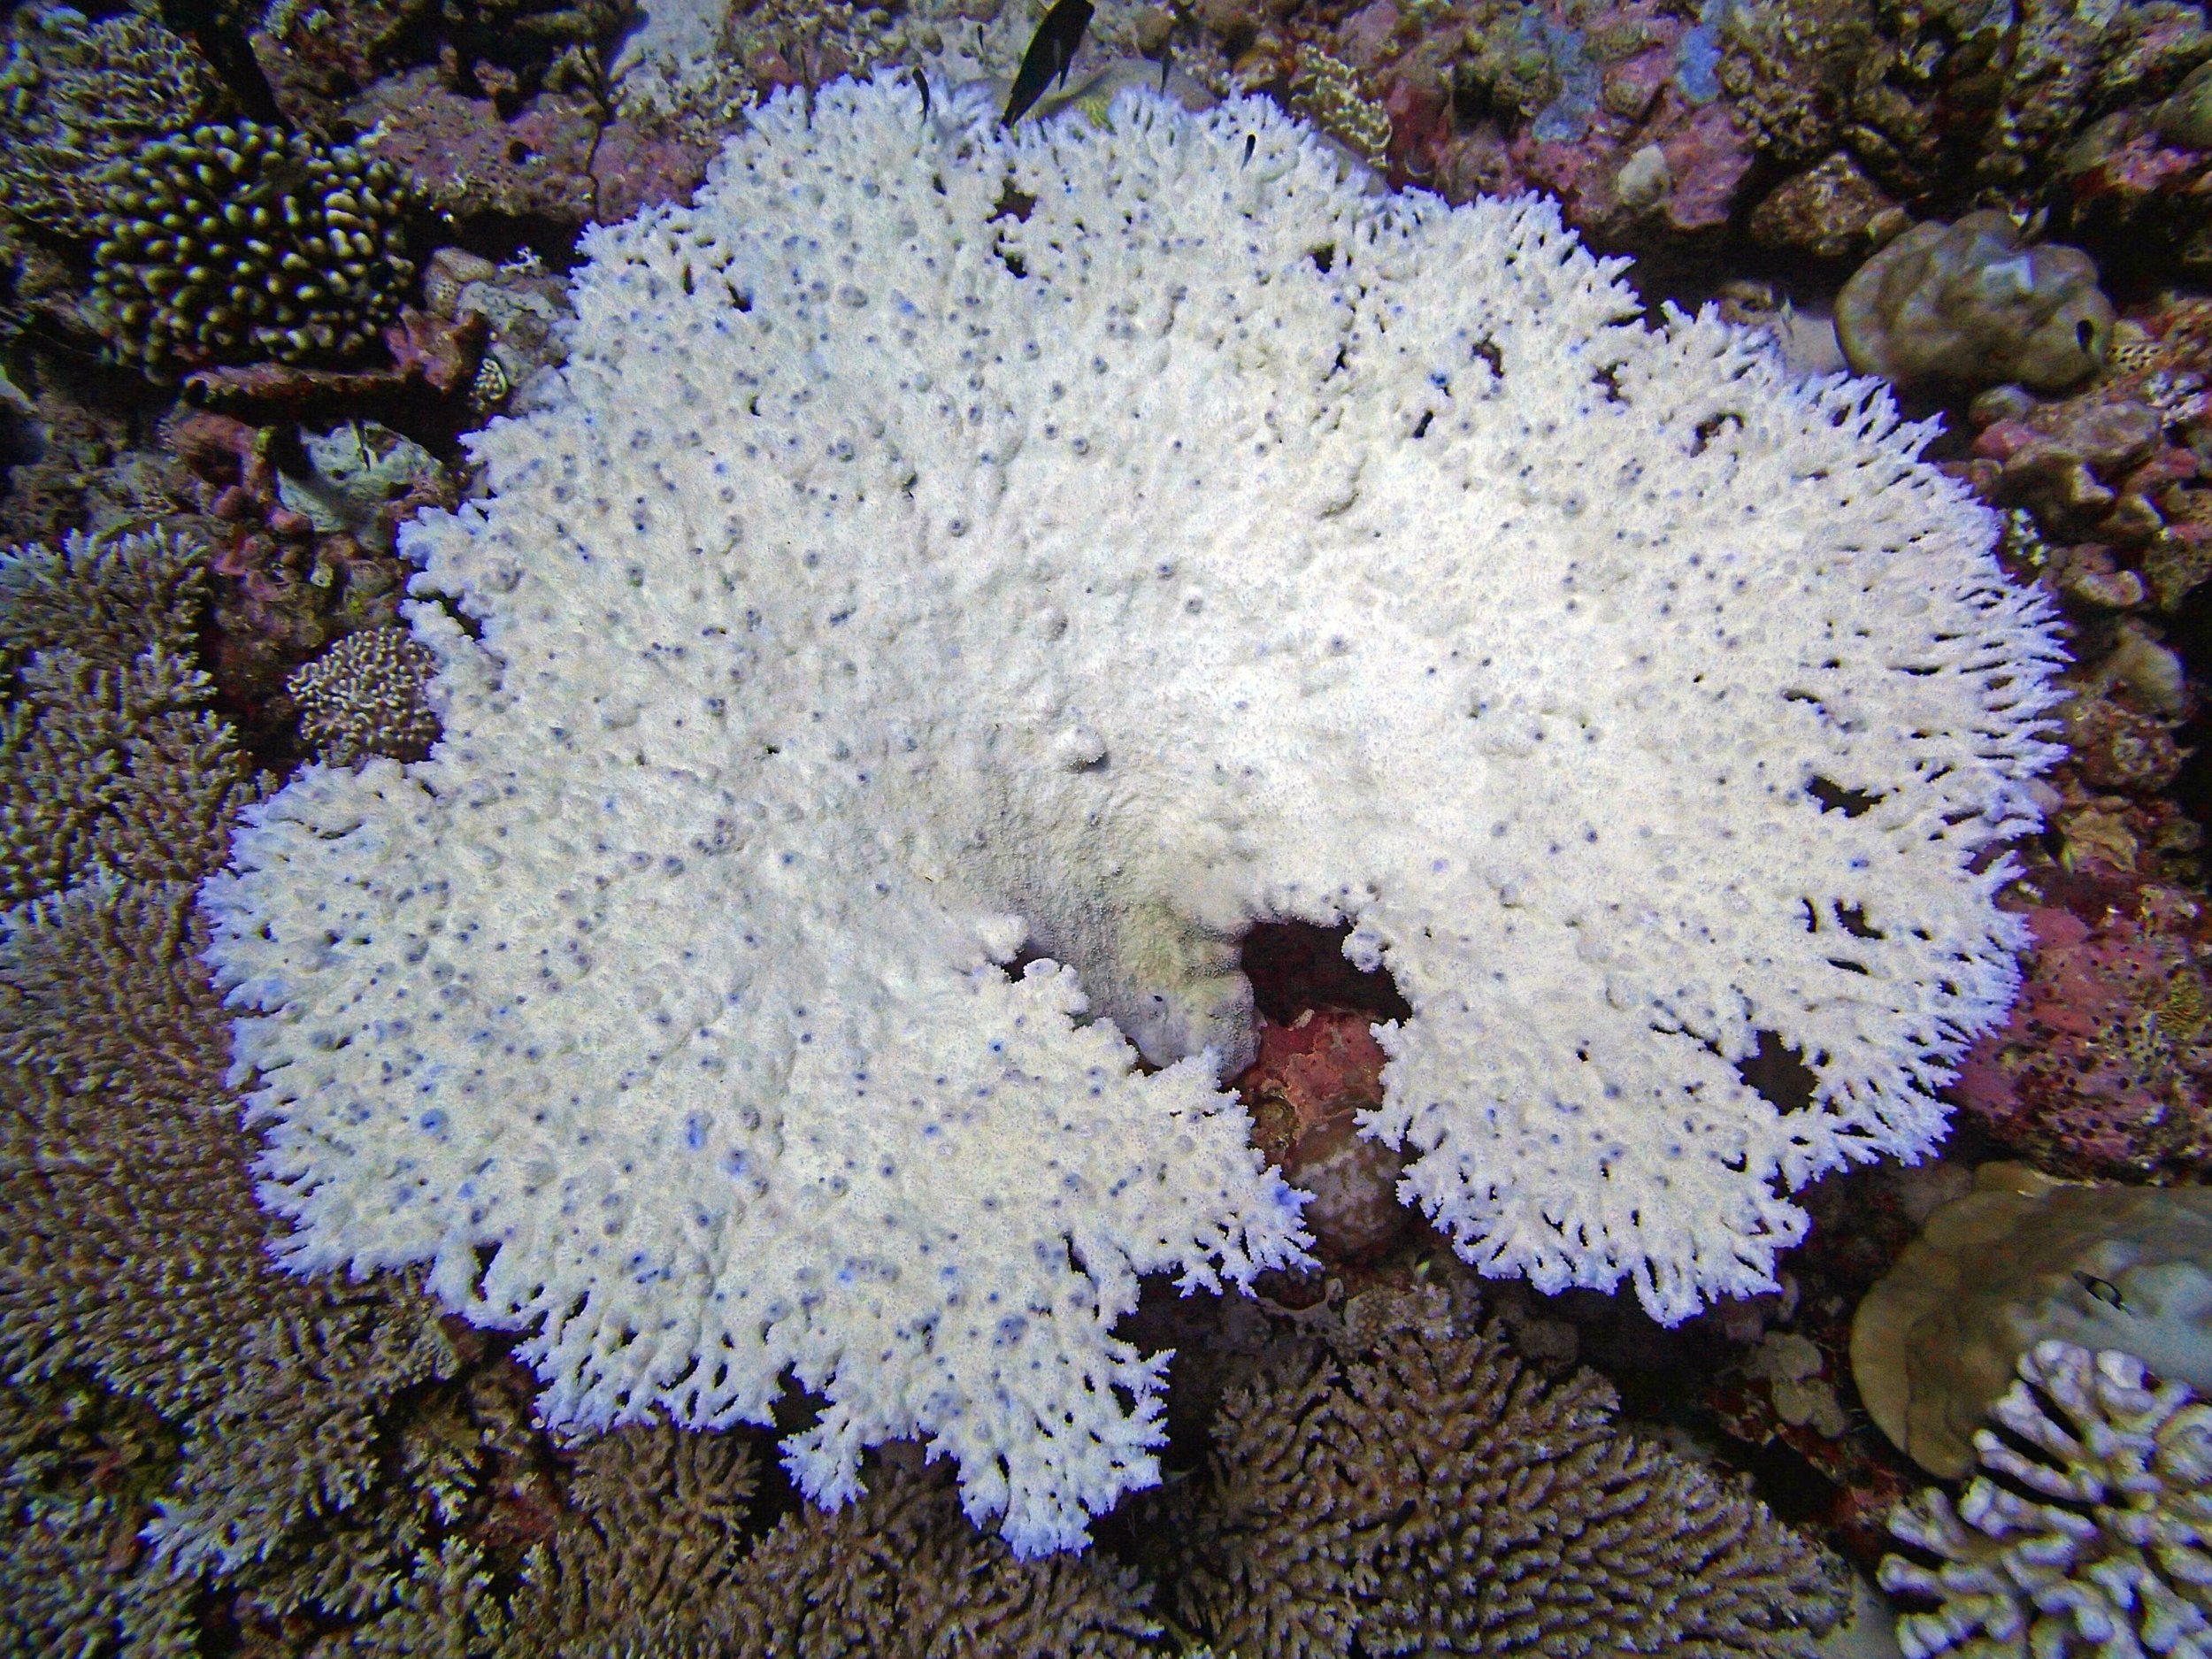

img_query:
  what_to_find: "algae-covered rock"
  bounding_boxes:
[1835,209,2114,393]
[2156,58,2212,150]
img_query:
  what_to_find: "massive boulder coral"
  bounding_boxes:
[1835,211,2116,394]
[1850,1163,2212,1479]
[204,76,2064,1555]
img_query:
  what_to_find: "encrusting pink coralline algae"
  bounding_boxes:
[203,73,2065,1555]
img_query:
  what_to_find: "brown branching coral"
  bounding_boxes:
[0,525,465,1649]
[0,530,262,907]
[333,1429,1153,1656]
[0,876,459,1585]
[723,1456,1160,1659]
[503,1425,758,1654]
[0,1377,195,1659]
[0,3,231,238]
[1879,1341,2212,1659]
[1167,1292,1849,1659]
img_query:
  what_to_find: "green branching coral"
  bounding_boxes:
[1289,45,1392,169]
[0,3,231,238]
[1164,1291,1849,1658]
[1879,1341,2212,1659]
[89,121,416,373]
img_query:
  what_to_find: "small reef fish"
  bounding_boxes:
[1003,0,1094,127]
[2074,1271,2128,1311]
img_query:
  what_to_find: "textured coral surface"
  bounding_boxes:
[1167,1288,1848,1657]
[1881,1341,2212,1659]
[204,77,2063,1555]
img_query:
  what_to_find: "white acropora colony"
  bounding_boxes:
[202,75,2065,1555]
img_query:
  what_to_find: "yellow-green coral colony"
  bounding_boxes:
[90,120,415,373]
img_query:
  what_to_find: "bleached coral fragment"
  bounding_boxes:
[205,75,2062,1553]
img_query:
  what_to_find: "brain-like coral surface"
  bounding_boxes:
[204,76,2062,1555]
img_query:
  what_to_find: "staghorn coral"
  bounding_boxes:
[340,1431,1156,1656]
[503,1425,757,1653]
[1168,1290,1848,1657]
[0,876,459,1586]
[288,623,442,764]
[203,73,2070,1555]
[0,1378,195,1659]
[0,3,231,238]
[0,530,261,908]
[0,524,470,1650]
[90,120,417,374]
[1879,1340,2212,1659]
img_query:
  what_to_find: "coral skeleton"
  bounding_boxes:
[1880,1340,2212,1659]
[204,76,2064,1555]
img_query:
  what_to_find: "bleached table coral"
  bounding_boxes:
[204,75,2063,1554]
[1880,1341,2212,1658]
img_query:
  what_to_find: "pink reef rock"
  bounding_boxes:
[1451,9,1754,243]
[1237,1010,1408,1267]
[345,67,713,234]
[181,310,488,416]
[1955,891,2212,1179]
[2058,106,2212,279]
